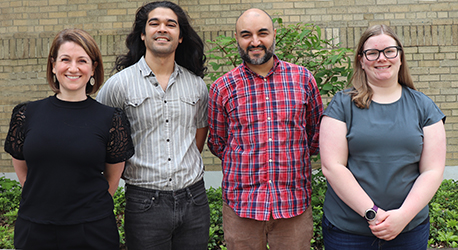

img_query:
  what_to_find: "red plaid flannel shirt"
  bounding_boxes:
[208,56,323,220]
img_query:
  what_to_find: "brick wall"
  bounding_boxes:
[1,0,458,172]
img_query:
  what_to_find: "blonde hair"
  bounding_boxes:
[349,24,415,109]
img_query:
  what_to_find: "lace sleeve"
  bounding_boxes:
[4,103,28,160]
[106,108,135,163]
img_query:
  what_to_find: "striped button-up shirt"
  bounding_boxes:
[208,55,323,220]
[97,57,208,190]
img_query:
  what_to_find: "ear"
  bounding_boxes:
[92,61,98,76]
[359,55,365,70]
[51,58,56,74]
[141,33,145,41]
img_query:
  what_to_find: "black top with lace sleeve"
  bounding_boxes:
[3,95,134,225]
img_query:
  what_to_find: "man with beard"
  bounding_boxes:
[207,8,323,250]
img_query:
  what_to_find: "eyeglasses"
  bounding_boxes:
[360,46,402,61]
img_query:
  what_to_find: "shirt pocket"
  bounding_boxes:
[226,93,263,126]
[275,89,307,123]
[125,95,160,127]
[178,96,200,129]
[126,96,149,108]
[180,96,200,106]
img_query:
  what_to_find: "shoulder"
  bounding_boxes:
[177,65,208,93]
[8,102,29,124]
[8,97,51,124]
[324,89,353,114]
[402,86,438,109]
[111,107,129,123]
[12,102,29,114]
[327,90,350,106]
[403,86,431,100]
[403,86,445,125]
[17,97,51,112]
[100,64,141,98]
[110,108,132,136]
[106,63,141,85]
[88,97,117,113]
[277,59,312,76]
[213,64,244,86]
[178,65,205,83]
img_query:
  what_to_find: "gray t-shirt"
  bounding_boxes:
[323,86,445,236]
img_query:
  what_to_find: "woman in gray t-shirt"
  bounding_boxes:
[320,24,445,250]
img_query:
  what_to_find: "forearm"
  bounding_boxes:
[104,162,125,196]
[12,158,27,187]
[369,169,444,241]
[322,164,375,217]
[208,85,228,159]
[207,121,227,158]
[398,169,443,221]
[195,127,208,153]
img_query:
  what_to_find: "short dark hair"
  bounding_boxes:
[47,28,104,95]
[114,1,207,78]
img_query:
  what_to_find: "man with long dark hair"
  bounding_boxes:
[96,1,210,249]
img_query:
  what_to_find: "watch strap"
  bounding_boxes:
[364,204,378,221]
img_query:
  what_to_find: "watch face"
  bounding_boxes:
[366,210,376,220]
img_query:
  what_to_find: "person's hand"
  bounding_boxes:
[369,209,409,241]
[366,208,385,226]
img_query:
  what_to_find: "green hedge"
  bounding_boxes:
[0,172,457,249]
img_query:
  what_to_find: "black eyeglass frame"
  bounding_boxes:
[360,46,402,61]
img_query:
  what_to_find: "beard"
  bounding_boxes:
[238,41,275,65]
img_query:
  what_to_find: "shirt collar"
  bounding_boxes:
[138,56,183,78]
[241,54,281,77]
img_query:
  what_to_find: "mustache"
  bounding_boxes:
[247,45,267,51]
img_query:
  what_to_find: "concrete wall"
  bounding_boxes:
[2,0,458,172]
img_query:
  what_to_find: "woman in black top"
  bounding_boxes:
[4,28,134,250]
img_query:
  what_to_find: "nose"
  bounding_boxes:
[157,23,168,33]
[68,61,78,72]
[250,35,261,47]
[377,51,388,61]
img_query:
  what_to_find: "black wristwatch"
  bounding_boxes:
[364,205,378,221]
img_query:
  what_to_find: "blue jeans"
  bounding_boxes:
[322,214,430,250]
[124,179,210,250]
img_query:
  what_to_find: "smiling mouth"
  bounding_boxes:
[250,48,264,53]
[155,38,169,42]
[66,75,81,79]
[247,45,266,53]
[375,66,390,69]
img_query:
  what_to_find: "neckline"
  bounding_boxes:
[49,95,93,109]
[371,86,404,106]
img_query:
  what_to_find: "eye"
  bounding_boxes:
[385,48,396,54]
[366,50,378,56]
